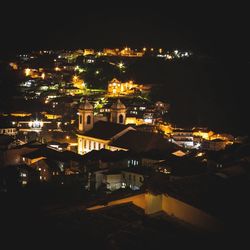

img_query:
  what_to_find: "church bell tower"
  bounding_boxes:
[78,99,94,133]
[110,99,126,124]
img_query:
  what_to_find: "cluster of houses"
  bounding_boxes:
[0,99,248,194]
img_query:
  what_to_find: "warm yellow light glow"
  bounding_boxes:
[118,62,124,69]
[24,68,31,76]
[41,73,45,79]
[9,62,18,70]
[73,75,79,81]
[55,67,61,71]
[143,47,147,51]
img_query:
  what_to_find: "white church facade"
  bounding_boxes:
[77,99,135,155]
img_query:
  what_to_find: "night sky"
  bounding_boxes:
[1,3,249,57]
[1,3,249,135]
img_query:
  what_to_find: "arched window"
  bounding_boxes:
[87,115,91,125]
[119,114,124,124]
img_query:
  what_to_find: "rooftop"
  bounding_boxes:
[110,130,179,153]
[122,167,154,176]
[22,147,84,162]
[82,148,133,162]
[82,121,132,140]
[147,170,250,221]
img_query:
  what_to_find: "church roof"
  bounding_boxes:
[83,121,131,140]
[110,130,179,153]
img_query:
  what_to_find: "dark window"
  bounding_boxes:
[79,115,82,124]
[119,114,123,123]
[87,115,91,124]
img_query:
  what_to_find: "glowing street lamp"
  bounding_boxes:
[118,62,124,69]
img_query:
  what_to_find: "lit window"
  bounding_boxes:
[22,181,27,185]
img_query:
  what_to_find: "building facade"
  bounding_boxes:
[77,99,132,155]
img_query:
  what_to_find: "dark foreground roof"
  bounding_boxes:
[110,130,179,153]
[82,148,133,162]
[147,171,250,221]
[22,147,84,162]
[82,121,131,140]
[0,135,14,146]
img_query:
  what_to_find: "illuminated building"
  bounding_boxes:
[18,120,51,133]
[103,48,119,56]
[77,99,132,155]
[107,78,142,96]
[72,75,85,90]
[83,49,95,56]
[0,126,17,136]
[42,113,62,120]
[192,128,214,140]
[24,68,45,78]
[119,47,144,57]
[10,112,32,117]
[171,129,195,148]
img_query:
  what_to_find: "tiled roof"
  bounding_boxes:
[82,121,131,140]
[110,130,179,153]
[22,147,84,162]
[82,148,133,162]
